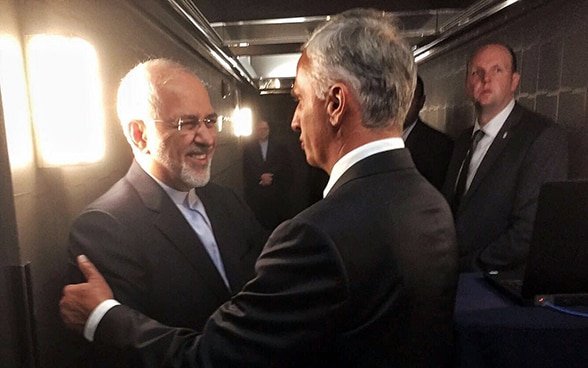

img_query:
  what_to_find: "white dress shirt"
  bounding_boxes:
[323,137,405,198]
[85,140,406,341]
[259,139,269,161]
[83,163,229,341]
[466,99,515,189]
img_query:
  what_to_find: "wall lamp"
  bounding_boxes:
[26,35,105,167]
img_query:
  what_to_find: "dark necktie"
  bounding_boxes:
[452,129,485,214]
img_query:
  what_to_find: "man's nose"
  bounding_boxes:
[193,125,216,145]
[291,113,300,132]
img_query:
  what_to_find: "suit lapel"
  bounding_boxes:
[265,139,273,163]
[196,186,247,292]
[256,141,265,163]
[443,128,472,203]
[127,161,231,300]
[246,140,264,165]
[328,149,415,195]
[461,104,523,208]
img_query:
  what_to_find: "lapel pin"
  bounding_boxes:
[503,131,508,139]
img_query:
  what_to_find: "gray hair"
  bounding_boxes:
[116,58,193,142]
[303,8,416,129]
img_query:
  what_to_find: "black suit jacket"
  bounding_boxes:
[405,119,454,190]
[67,161,267,366]
[442,104,568,273]
[243,137,293,229]
[95,149,459,367]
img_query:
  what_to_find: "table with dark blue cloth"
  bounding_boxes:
[454,273,588,368]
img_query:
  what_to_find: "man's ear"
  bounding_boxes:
[129,120,148,152]
[326,83,346,127]
[510,72,521,93]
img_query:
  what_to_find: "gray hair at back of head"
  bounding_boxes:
[116,58,192,144]
[303,8,416,129]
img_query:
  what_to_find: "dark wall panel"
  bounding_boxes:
[418,0,588,178]
[3,1,263,367]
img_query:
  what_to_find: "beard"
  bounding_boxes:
[180,160,211,188]
[155,142,212,188]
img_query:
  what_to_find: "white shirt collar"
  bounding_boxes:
[146,169,212,228]
[146,171,191,204]
[136,161,201,209]
[475,99,515,137]
[323,137,404,197]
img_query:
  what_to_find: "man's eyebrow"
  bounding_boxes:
[180,114,198,120]
[180,113,217,119]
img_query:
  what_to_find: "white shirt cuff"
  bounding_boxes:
[83,299,121,342]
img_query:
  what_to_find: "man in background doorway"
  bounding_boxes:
[403,75,454,190]
[243,118,293,230]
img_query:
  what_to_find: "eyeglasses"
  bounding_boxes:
[153,113,218,134]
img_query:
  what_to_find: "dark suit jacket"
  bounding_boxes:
[95,149,459,368]
[243,137,292,229]
[405,119,454,190]
[67,160,267,366]
[442,103,568,273]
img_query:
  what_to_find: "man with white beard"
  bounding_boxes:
[64,58,267,367]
